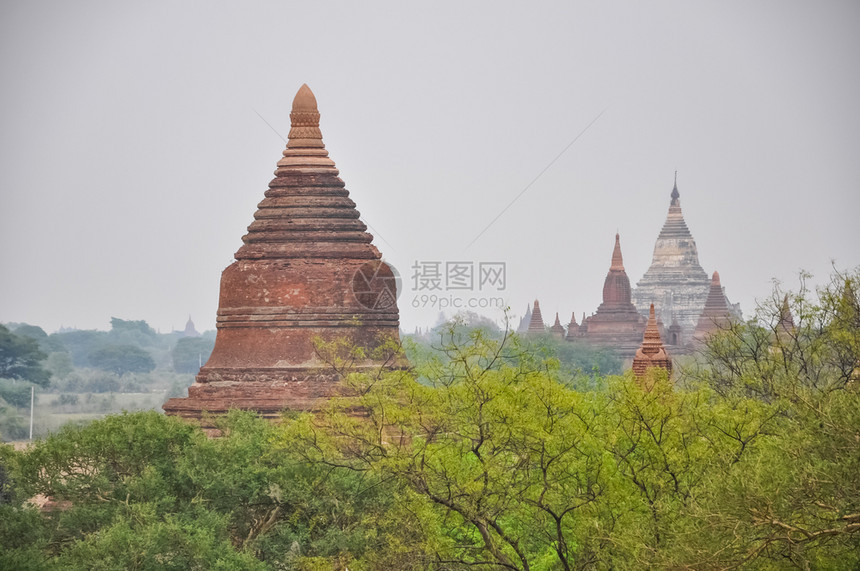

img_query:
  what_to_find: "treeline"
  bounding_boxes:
[0,269,857,569]
[3,317,215,378]
[0,318,215,439]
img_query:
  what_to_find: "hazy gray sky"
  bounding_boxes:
[2,1,858,334]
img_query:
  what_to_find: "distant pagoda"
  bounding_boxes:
[516,304,533,334]
[565,312,580,340]
[182,316,200,338]
[549,313,566,338]
[580,234,647,357]
[692,271,732,343]
[777,295,795,334]
[632,303,673,382]
[632,176,711,344]
[527,300,546,334]
[164,84,402,422]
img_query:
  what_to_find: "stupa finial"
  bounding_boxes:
[288,84,323,147]
[671,172,680,205]
[610,233,624,271]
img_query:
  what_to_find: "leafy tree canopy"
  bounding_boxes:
[108,317,158,348]
[0,324,49,386]
[0,268,856,569]
[10,324,47,340]
[109,317,156,337]
[88,344,155,375]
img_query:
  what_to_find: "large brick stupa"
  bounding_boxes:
[164,84,402,421]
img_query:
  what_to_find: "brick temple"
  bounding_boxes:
[578,234,647,355]
[164,84,402,421]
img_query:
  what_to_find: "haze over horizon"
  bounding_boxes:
[2,1,858,334]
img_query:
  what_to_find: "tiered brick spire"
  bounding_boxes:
[235,84,379,261]
[692,271,731,342]
[527,300,546,334]
[632,303,673,380]
[164,85,402,422]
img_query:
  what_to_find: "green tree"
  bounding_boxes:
[287,329,677,568]
[681,268,860,566]
[0,324,49,386]
[1,410,416,568]
[2,412,266,569]
[109,317,158,347]
[88,344,155,375]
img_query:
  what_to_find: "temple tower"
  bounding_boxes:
[164,85,402,421]
[632,177,711,343]
[632,303,673,382]
[580,234,647,356]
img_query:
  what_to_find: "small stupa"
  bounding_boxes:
[164,85,402,422]
[632,303,673,381]
[527,300,546,334]
[549,313,566,338]
[692,271,732,342]
[516,304,533,334]
[777,295,795,332]
[182,316,200,338]
[565,312,580,340]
